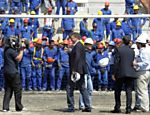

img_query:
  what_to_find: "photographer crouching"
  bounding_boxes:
[2,36,24,112]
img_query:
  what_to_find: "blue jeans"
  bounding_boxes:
[21,65,32,89]
[56,0,66,15]
[57,66,69,90]
[66,74,91,110]
[43,67,55,90]
[79,74,93,109]
[32,67,42,90]
[98,69,108,88]
[63,30,72,40]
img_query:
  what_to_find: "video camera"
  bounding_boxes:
[7,36,29,51]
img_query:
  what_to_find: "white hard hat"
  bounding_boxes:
[131,44,137,49]
[71,72,80,82]
[136,33,148,44]
[84,38,94,45]
[99,58,109,67]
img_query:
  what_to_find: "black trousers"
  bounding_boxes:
[114,77,134,111]
[3,72,23,111]
[66,74,91,110]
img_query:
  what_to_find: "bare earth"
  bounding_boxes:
[0,91,149,115]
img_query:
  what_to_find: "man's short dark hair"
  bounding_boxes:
[70,32,81,40]
[123,35,131,45]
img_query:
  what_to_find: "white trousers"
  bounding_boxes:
[137,71,150,111]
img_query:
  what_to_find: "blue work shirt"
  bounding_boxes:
[43,46,58,65]
[66,1,78,15]
[79,20,89,37]
[61,18,75,30]
[111,28,125,41]
[33,47,44,65]
[90,29,103,42]
[20,48,32,67]
[21,25,33,40]
[4,25,19,38]
[93,18,105,37]
[101,8,112,23]
[122,20,132,35]
[0,0,8,10]
[28,18,39,31]
[29,0,41,9]
[58,48,69,68]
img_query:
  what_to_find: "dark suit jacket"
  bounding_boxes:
[115,45,137,78]
[69,41,88,75]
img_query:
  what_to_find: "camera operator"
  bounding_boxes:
[2,36,24,112]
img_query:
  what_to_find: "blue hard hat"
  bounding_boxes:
[109,41,115,46]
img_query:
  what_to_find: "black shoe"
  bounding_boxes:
[2,109,9,112]
[132,107,141,112]
[111,109,121,113]
[126,110,131,114]
[82,109,91,112]
[65,109,74,112]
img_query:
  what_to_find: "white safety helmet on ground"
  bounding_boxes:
[84,38,94,45]
[98,58,109,67]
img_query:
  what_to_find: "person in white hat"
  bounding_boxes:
[79,38,94,110]
[133,33,150,112]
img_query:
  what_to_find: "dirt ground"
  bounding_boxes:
[0,91,149,115]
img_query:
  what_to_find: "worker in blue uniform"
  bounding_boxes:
[29,0,41,14]
[0,0,8,10]
[125,0,135,14]
[128,5,146,41]
[32,39,44,91]
[121,18,132,39]
[61,8,75,40]
[42,25,54,42]
[110,21,125,41]
[10,0,22,14]
[4,19,20,38]
[93,43,109,91]
[66,0,78,15]
[43,40,58,91]
[20,39,32,91]
[79,38,95,110]
[79,18,89,37]
[56,40,70,91]
[22,0,29,13]
[55,0,67,15]
[110,18,119,31]
[28,11,40,40]
[90,23,103,42]
[21,18,33,41]
[93,11,105,40]
[101,1,112,39]
[0,8,9,32]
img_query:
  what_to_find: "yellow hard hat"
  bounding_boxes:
[33,38,39,43]
[58,39,63,44]
[30,11,36,15]
[116,21,121,26]
[133,5,139,10]
[98,10,103,15]
[0,23,1,26]
[9,19,15,23]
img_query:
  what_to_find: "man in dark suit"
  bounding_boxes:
[66,32,91,112]
[111,36,137,114]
